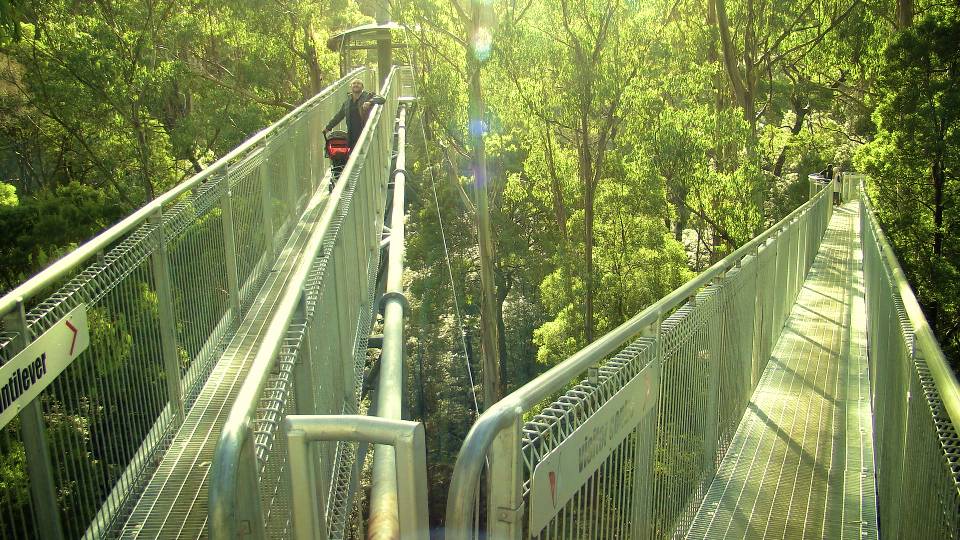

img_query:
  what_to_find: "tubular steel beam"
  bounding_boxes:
[368,105,409,540]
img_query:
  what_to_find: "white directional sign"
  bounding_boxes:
[528,361,659,536]
[0,304,89,429]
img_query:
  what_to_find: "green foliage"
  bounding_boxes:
[0,429,27,508]
[856,10,960,364]
[0,180,16,205]
[0,181,124,291]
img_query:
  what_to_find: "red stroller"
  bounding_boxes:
[324,130,350,192]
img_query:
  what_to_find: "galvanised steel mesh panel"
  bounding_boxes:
[0,68,373,540]
[652,286,722,538]
[265,134,294,241]
[753,237,777,386]
[863,214,912,540]
[229,151,269,310]
[45,252,171,539]
[0,420,41,540]
[860,179,960,540]
[521,338,658,539]
[165,179,233,393]
[716,258,758,458]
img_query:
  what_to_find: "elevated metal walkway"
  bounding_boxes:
[120,181,333,538]
[687,202,878,539]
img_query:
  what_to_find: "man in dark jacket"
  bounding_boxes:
[323,79,385,149]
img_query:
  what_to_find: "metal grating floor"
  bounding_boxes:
[686,203,878,539]
[119,185,332,539]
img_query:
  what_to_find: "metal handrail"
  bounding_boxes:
[285,415,428,540]
[208,67,402,539]
[0,67,368,317]
[859,178,960,432]
[445,183,834,536]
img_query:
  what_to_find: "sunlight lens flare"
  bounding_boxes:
[469,118,488,137]
[473,27,492,61]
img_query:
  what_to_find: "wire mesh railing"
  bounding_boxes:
[0,67,373,540]
[208,66,410,540]
[859,173,960,540]
[445,183,834,540]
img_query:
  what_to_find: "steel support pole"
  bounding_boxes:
[150,210,185,421]
[703,283,722,477]
[292,290,316,415]
[486,413,524,539]
[220,181,242,315]
[3,301,65,540]
[286,136,300,215]
[259,142,276,260]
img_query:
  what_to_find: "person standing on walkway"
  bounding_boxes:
[323,79,385,149]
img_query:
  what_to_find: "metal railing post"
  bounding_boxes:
[486,412,524,539]
[633,319,661,537]
[703,287,721,475]
[286,133,300,215]
[259,141,276,260]
[149,210,185,421]
[292,290,316,415]
[236,432,267,540]
[220,180,242,315]
[3,301,65,540]
[287,427,327,539]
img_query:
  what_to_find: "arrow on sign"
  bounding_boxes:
[66,321,79,355]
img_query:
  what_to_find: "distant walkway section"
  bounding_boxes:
[686,202,878,539]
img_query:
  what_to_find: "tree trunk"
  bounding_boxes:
[495,270,511,391]
[897,0,914,29]
[131,105,155,201]
[714,0,756,140]
[467,1,503,408]
[930,157,945,331]
[543,128,576,302]
[303,22,324,97]
[580,109,596,344]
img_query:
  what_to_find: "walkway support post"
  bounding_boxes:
[487,413,524,539]
[259,140,276,260]
[150,209,185,421]
[3,301,65,540]
[220,179,242,315]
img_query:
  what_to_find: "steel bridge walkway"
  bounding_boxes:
[687,202,878,539]
[118,184,334,538]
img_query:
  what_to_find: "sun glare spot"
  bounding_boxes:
[473,27,492,61]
